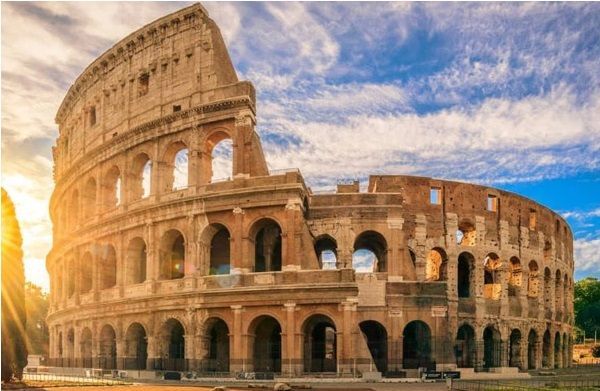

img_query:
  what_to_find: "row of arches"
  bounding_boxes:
[54,315,571,373]
[57,137,234,231]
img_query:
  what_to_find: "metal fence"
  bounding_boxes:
[23,372,130,386]
[452,376,600,390]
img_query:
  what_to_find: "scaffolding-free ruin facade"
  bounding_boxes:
[47,3,574,378]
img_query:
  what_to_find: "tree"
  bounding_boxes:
[24,282,49,357]
[1,188,28,381]
[574,277,600,339]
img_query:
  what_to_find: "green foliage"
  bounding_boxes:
[24,282,49,356]
[1,188,28,382]
[574,277,600,338]
[592,345,600,358]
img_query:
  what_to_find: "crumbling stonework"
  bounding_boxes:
[47,3,574,377]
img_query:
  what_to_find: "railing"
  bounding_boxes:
[23,372,129,386]
[452,375,600,390]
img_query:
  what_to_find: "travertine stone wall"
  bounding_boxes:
[47,3,574,376]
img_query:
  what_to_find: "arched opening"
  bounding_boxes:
[555,270,562,316]
[508,257,522,296]
[126,237,147,285]
[528,260,539,297]
[483,253,502,300]
[542,330,551,368]
[509,329,522,368]
[425,247,447,281]
[80,328,93,368]
[103,166,121,209]
[527,329,538,370]
[67,259,75,297]
[251,219,282,273]
[159,230,185,280]
[359,320,387,373]
[204,318,230,372]
[458,252,475,298]
[210,138,233,182]
[554,332,561,368]
[99,325,117,369]
[173,148,189,190]
[314,235,337,270]
[483,326,502,369]
[82,178,97,219]
[456,324,476,368]
[402,321,431,369]
[457,220,476,246]
[70,190,79,227]
[250,316,282,373]
[99,244,117,290]
[353,231,387,273]
[303,315,337,373]
[544,268,552,315]
[80,252,93,294]
[131,153,152,200]
[209,225,231,275]
[124,323,147,370]
[66,328,75,365]
[160,319,185,371]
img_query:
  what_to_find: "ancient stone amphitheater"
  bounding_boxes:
[47,3,574,378]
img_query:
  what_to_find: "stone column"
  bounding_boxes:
[231,207,247,273]
[283,200,302,271]
[414,214,427,281]
[340,298,357,374]
[230,305,244,373]
[282,302,299,375]
[389,310,403,372]
[387,217,404,279]
[145,222,158,294]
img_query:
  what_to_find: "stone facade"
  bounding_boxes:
[47,3,574,377]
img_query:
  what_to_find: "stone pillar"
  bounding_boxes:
[389,310,403,372]
[231,207,248,273]
[230,305,244,373]
[146,336,157,370]
[387,217,404,279]
[414,214,427,281]
[282,302,299,375]
[340,298,357,374]
[145,222,158,293]
[283,200,302,271]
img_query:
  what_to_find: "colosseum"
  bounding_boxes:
[47,3,574,379]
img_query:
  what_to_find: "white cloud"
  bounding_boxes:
[574,238,600,273]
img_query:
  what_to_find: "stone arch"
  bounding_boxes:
[126,237,147,284]
[159,318,186,371]
[542,329,551,368]
[458,252,475,298]
[80,327,93,368]
[527,260,539,297]
[554,331,561,368]
[202,317,230,372]
[163,141,189,191]
[80,252,93,294]
[509,329,522,369]
[103,165,121,209]
[82,177,97,219]
[457,219,476,246]
[456,323,476,368]
[159,229,186,280]
[303,314,337,373]
[555,270,562,316]
[527,329,538,370]
[124,322,147,370]
[249,218,282,273]
[508,256,522,296]
[402,320,431,369]
[425,247,447,281]
[130,152,152,200]
[99,244,117,290]
[205,129,233,182]
[483,253,502,300]
[359,320,388,373]
[483,325,502,369]
[201,224,231,275]
[353,230,387,273]
[248,315,282,373]
[314,234,338,270]
[99,324,117,369]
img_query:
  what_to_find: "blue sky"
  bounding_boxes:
[1,2,599,289]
